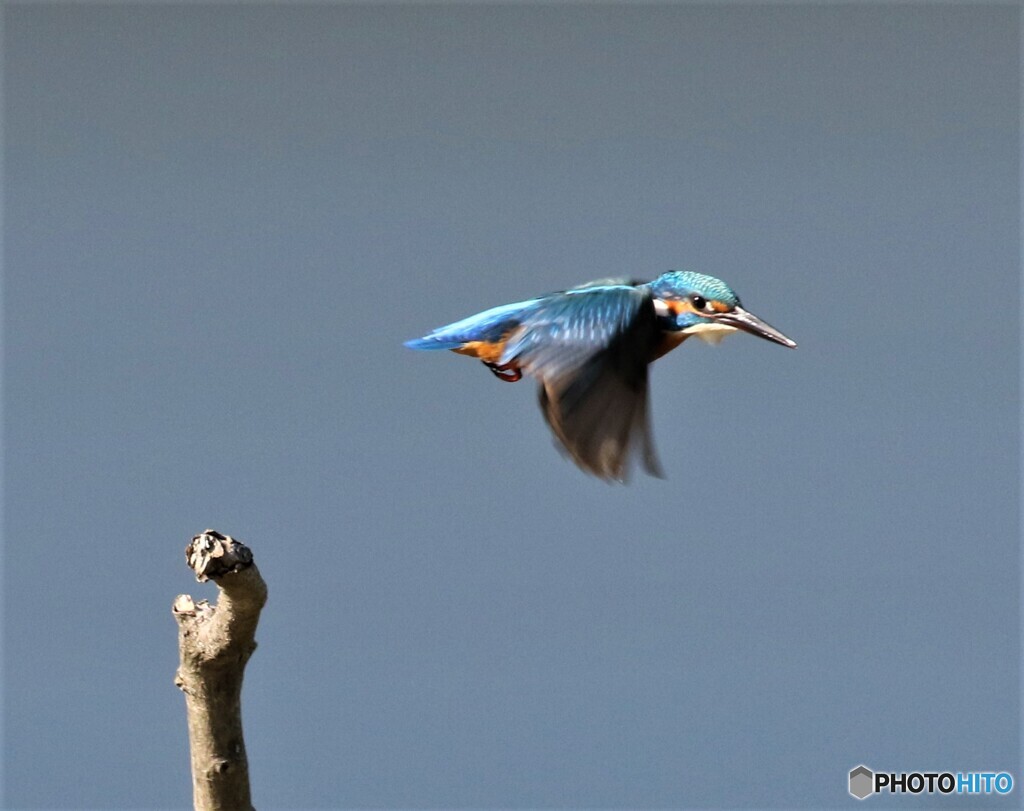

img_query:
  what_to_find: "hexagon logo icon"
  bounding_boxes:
[849,765,874,800]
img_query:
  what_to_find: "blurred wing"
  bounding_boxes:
[499,284,646,378]
[501,284,664,481]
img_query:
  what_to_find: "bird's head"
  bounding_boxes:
[648,270,797,348]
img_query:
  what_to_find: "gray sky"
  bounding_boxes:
[3,4,1019,809]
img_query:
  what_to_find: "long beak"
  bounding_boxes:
[719,306,797,348]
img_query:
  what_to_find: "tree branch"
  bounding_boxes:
[173,530,267,811]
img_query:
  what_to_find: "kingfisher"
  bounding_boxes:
[406,270,796,481]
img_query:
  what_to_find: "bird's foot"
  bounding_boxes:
[483,361,522,382]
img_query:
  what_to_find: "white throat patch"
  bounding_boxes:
[680,322,739,345]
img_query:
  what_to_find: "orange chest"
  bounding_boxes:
[651,331,689,361]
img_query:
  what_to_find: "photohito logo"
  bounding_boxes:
[849,765,1014,800]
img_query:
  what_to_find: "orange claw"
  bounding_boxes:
[483,361,522,382]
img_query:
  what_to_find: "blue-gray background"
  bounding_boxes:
[3,5,1018,809]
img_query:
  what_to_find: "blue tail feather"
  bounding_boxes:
[405,297,541,351]
[403,336,463,351]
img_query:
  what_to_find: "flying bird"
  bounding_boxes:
[406,270,796,481]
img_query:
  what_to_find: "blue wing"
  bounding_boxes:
[497,285,642,375]
[500,283,664,481]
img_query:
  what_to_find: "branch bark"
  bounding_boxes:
[173,530,267,811]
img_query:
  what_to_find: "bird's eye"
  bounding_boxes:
[691,295,708,311]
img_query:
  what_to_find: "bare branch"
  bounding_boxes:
[174,530,267,811]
